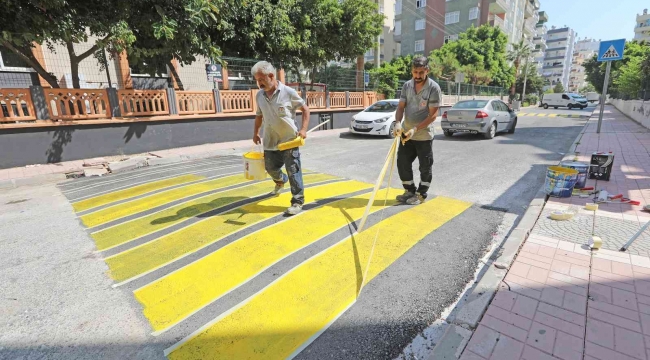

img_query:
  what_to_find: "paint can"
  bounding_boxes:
[559,161,589,189]
[243,150,266,180]
[544,166,579,198]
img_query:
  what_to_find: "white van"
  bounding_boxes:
[586,92,600,103]
[541,93,588,110]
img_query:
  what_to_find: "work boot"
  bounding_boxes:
[396,190,415,203]
[286,203,303,216]
[271,181,285,195]
[406,194,425,205]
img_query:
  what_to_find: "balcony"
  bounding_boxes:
[524,18,536,35]
[538,11,548,23]
[524,2,534,18]
[530,0,540,10]
[489,15,506,31]
[635,23,650,33]
[489,0,507,14]
[536,24,547,35]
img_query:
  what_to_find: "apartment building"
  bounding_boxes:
[568,38,599,92]
[635,9,650,42]
[541,26,576,90]
[365,0,402,66]
[532,11,549,74]
[393,0,540,56]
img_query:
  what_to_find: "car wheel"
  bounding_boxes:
[387,122,397,139]
[581,106,586,109]
[568,104,573,110]
[507,118,517,134]
[543,103,549,109]
[484,122,497,139]
[443,129,453,137]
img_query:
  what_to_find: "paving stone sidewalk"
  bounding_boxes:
[459,106,650,360]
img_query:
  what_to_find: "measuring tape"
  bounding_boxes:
[357,136,400,293]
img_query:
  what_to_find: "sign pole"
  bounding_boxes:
[597,61,612,134]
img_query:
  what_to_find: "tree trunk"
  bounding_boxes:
[167,59,184,90]
[294,65,303,83]
[1,40,60,88]
[66,41,81,89]
[310,66,317,90]
[521,59,529,104]
[510,59,520,99]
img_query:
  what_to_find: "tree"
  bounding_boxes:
[553,83,565,93]
[462,64,492,85]
[0,0,134,88]
[506,39,532,99]
[369,63,400,98]
[126,0,231,90]
[429,25,514,89]
[389,54,414,81]
[515,64,544,96]
[428,51,460,81]
[579,83,596,93]
[615,56,643,98]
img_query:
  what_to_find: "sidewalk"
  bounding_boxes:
[459,105,650,360]
[0,128,349,186]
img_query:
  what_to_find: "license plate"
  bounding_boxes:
[356,125,369,129]
[455,129,471,133]
[453,123,467,128]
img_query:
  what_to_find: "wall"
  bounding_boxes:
[0,110,359,169]
[611,99,650,129]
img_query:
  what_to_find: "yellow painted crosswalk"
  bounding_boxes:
[105,179,368,284]
[90,173,336,251]
[81,174,249,228]
[72,174,204,212]
[165,196,471,359]
[65,162,474,360]
[135,188,401,333]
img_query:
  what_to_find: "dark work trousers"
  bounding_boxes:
[397,138,434,197]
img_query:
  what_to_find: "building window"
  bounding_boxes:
[415,40,425,52]
[395,20,401,36]
[415,19,425,31]
[445,11,460,24]
[366,49,374,57]
[379,4,384,13]
[395,0,402,15]
[469,7,479,20]
[444,34,459,43]
[0,46,32,71]
[416,0,426,9]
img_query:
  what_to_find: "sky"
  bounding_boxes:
[539,0,645,42]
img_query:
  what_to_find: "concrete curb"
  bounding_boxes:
[0,173,68,190]
[429,109,596,358]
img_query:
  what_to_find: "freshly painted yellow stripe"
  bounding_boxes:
[105,179,366,283]
[92,173,336,251]
[72,174,204,212]
[81,174,250,228]
[519,112,528,116]
[166,196,472,360]
[135,187,400,333]
[548,114,558,117]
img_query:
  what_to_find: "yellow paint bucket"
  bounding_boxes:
[243,150,266,180]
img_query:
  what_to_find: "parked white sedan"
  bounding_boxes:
[349,100,399,138]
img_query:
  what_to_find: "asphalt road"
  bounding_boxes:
[0,104,592,360]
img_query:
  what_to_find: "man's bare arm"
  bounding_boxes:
[299,104,310,138]
[253,115,263,144]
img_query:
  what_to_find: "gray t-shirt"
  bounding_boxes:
[255,82,306,151]
[399,78,442,141]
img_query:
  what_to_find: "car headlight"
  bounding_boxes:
[374,116,391,123]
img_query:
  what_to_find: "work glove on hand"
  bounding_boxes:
[393,122,402,137]
[402,128,416,143]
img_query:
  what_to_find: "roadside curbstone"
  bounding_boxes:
[107,156,148,174]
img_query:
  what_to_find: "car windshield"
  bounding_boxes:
[452,100,489,109]
[366,101,398,112]
[571,94,585,99]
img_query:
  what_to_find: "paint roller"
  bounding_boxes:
[277,120,331,151]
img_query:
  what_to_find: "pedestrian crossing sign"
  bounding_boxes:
[597,39,625,61]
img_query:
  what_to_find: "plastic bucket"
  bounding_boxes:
[243,150,266,180]
[559,161,589,189]
[544,166,579,198]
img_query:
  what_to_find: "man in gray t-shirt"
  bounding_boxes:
[252,61,310,215]
[393,56,442,205]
